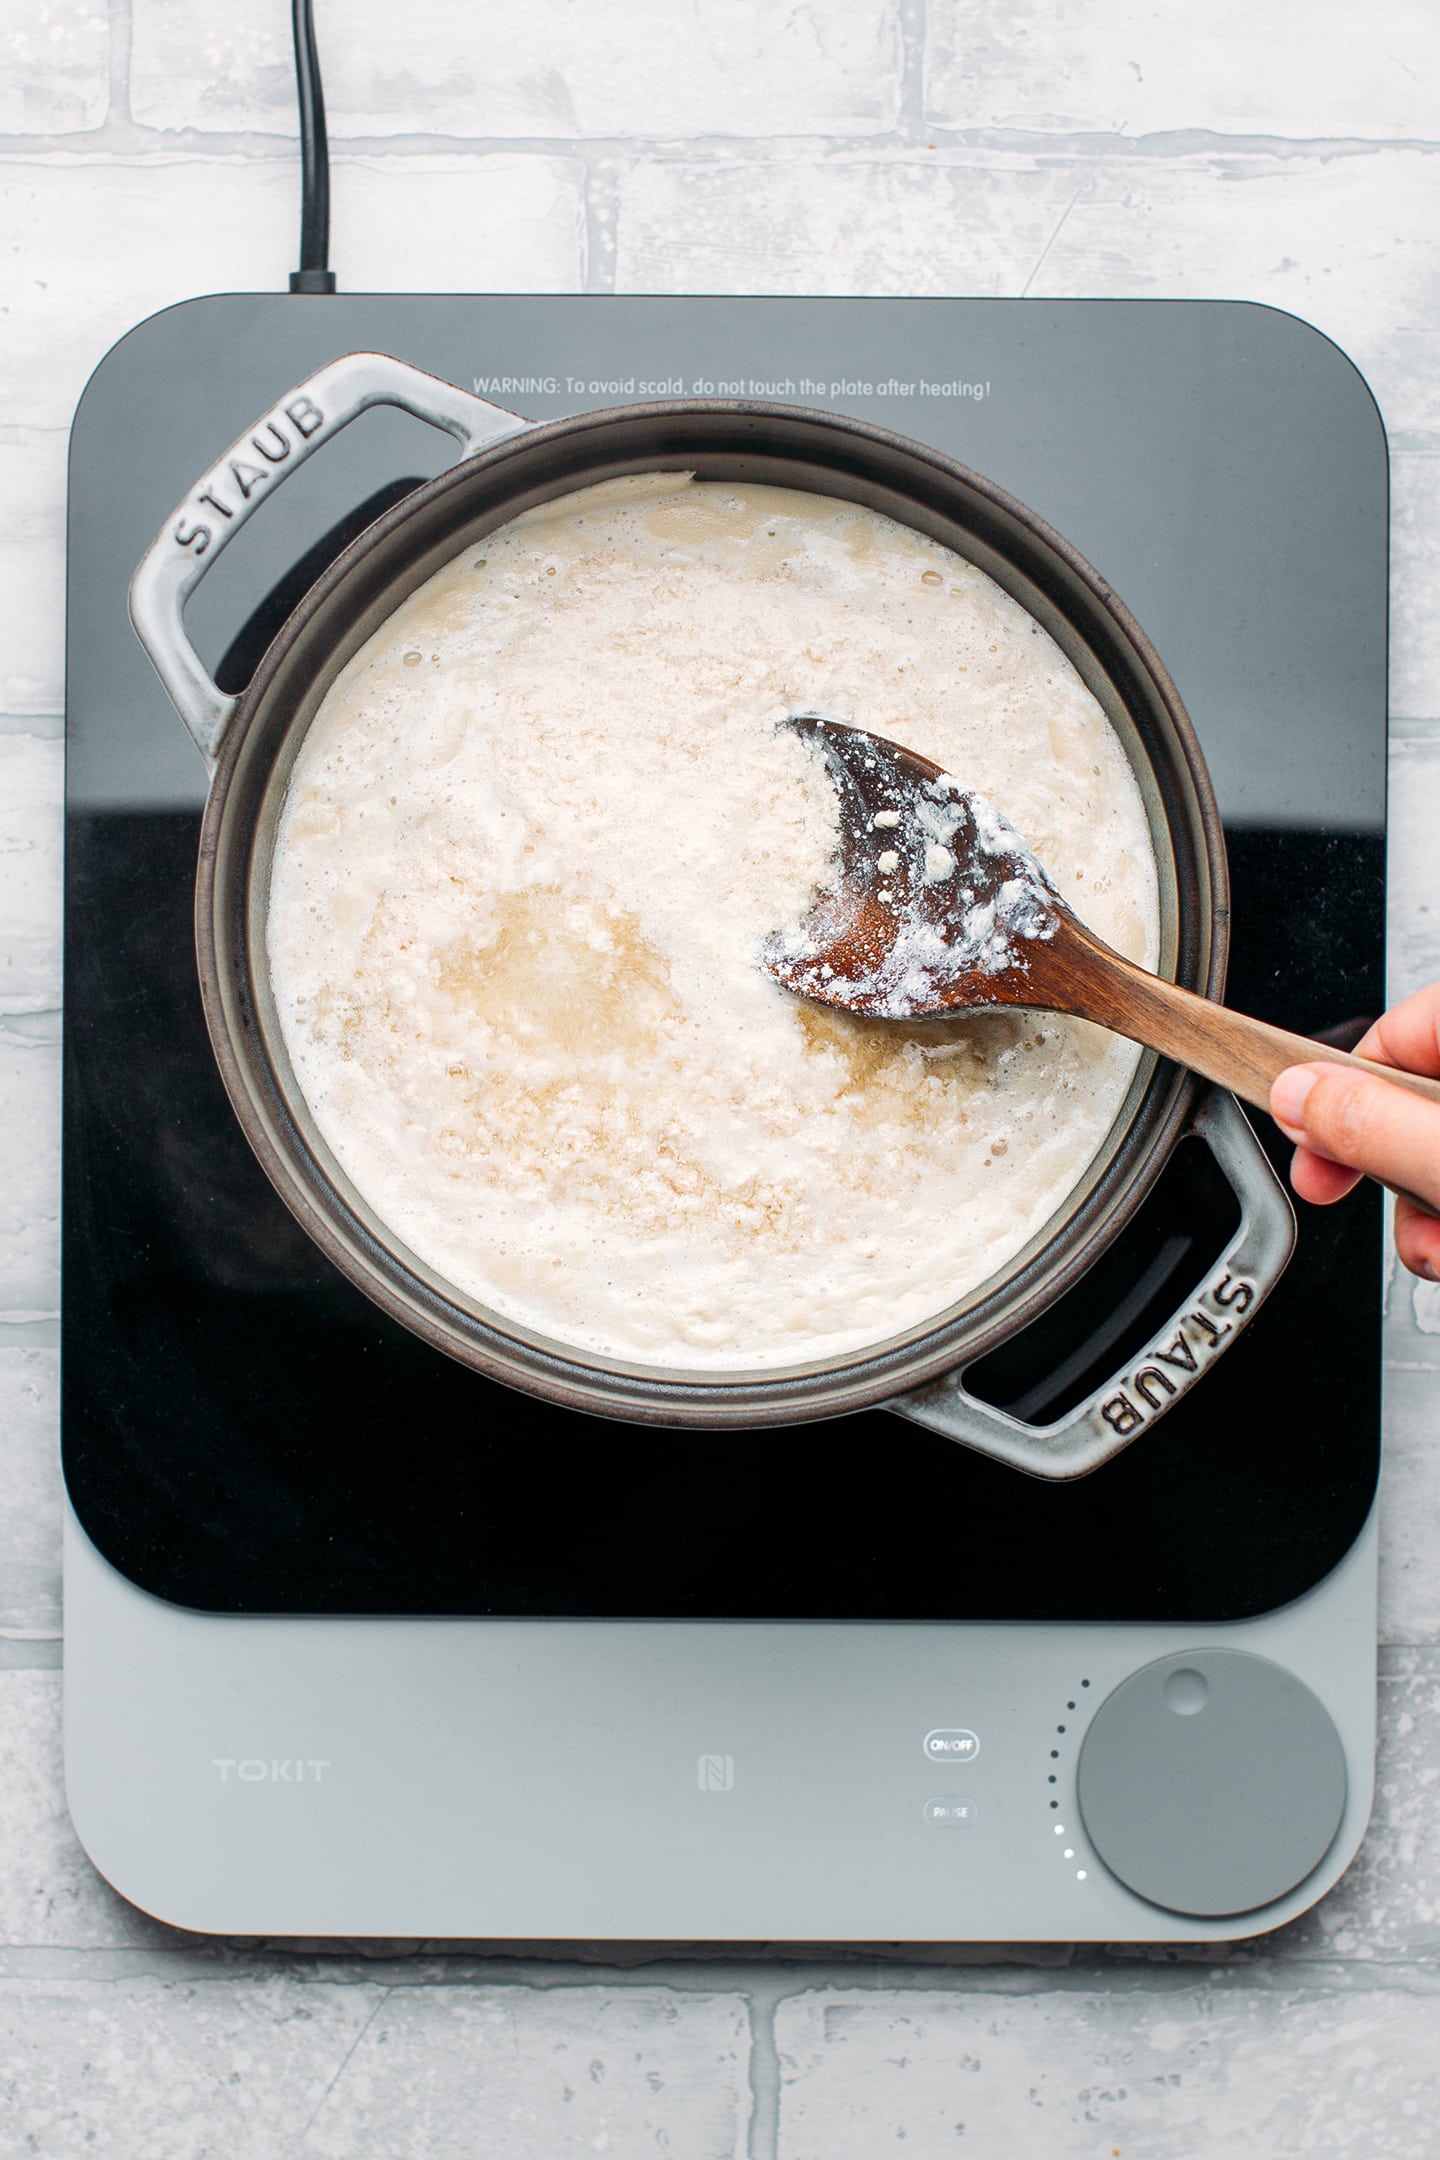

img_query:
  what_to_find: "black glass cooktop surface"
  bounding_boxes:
[62,295,1385,1620]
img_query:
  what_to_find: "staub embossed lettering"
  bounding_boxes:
[173,394,326,559]
[1099,1270,1258,1435]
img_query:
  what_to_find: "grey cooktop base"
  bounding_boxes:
[64,1500,1377,1942]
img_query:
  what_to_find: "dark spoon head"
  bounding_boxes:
[759,715,1063,1019]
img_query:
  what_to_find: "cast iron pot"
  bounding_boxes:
[129,352,1294,1478]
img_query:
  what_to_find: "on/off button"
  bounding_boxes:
[924,1727,979,1764]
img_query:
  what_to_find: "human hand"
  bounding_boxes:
[1269,981,1440,1281]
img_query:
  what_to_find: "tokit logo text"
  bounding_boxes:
[212,1757,331,1784]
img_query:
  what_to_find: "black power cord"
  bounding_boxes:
[289,0,337,293]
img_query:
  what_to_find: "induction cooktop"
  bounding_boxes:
[62,294,1384,1940]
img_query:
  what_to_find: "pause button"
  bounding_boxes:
[924,1796,979,1827]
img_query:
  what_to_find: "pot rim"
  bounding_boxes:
[196,396,1229,1427]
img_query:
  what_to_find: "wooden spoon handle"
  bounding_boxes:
[1064,940,1440,1113]
[1053,937,1440,1222]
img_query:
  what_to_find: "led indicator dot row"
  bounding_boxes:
[1051,1687,1091,1883]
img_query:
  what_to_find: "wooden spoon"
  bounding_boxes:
[761,715,1440,1145]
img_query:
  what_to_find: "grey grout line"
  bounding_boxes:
[895,0,930,140]
[929,126,1440,160]
[3,126,1440,162]
[2,1942,1440,1991]
[0,1319,61,1349]
[0,1010,62,1039]
[107,0,133,131]
[744,1975,784,2160]
[580,149,620,296]
[0,1639,61,1669]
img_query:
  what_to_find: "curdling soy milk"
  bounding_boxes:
[267,476,1160,1370]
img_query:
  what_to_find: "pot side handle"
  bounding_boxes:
[887,1088,1297,1481]
[128,351,533,766]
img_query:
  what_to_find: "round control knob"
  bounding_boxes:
[1076,1649,1347,1917]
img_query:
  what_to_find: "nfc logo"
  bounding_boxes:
[697,1753,735,1791]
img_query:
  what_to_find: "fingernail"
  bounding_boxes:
[1419,1259,1440,1284]
[1270,1066,1319,1135]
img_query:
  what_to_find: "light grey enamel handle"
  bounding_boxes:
[128,351,533,766]
[889,1089,1297,1481]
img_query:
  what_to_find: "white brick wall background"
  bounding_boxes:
[3,0,1440,2149]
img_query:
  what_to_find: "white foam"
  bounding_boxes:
[267,478,1160,1370]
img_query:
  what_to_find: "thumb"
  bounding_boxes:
[1270,1063,1440,1215]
